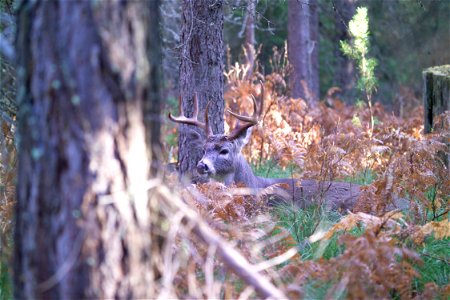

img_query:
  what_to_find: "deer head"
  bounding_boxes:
[168,86,264,185]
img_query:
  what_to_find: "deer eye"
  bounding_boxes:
[219,149,229,155]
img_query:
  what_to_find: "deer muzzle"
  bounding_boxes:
[197,159,213,175]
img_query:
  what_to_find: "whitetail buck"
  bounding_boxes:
[169,88,366,211]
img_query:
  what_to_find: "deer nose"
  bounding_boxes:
[197,161,210,175]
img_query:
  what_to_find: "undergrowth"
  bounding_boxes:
[252,160,298,179]
[0,44,448,300]
[0,261,12,300]
[274,204,346,260]
[0,117,15,300]
[199,49,448,297]
[414,237,450,291]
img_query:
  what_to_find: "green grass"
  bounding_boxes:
[254,160,377,186]
[274,201,449,298]
[302,280,336,300]
[274,203,348,260]
[344,168,377,185]
[254,161,370,260]
[413,237,450,293]
[268,161,447,297]
[0,260,12,300]
[252,160,299,179]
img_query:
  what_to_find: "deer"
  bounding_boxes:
[168,87,367,211]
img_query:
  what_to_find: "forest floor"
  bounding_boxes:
[161,75,449,298]
[1,76,449,299]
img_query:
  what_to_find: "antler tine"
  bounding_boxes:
[227,108,258,124]
[226,82,264,125]
[168,94,207,131]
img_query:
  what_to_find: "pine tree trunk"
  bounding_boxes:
[288,0,319,103]
[178,0,225,181]
[147,0,163,175]
[333,0,356,102]
[14,1,154,298]
[244,0,256,79]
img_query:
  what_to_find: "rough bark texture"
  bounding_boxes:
[332,0,356,102]
[178,0,225,181]
[244,0,256,79]
[423,65,450,134]
[14,1,153,298]
[147,0,163,175]
[288,0,319,102]
[423,65,450,169]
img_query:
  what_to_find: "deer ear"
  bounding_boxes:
[240,127,253,146]
[229,124,254,148]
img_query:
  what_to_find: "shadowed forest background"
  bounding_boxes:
[0,0,449,299]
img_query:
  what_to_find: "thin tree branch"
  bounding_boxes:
[157,184,287,299]
[422,253,450,266]
[433,208,450,220]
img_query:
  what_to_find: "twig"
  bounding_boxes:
[190,216,287,299]
[157,185,287,299]
[421,253,450,266]
[254,247,297,272]
[433,208,450,220]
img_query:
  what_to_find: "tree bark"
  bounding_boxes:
[288,0,319,103]
[244,0,256,79]
[147,0,163,176]
[423,65,450,134]
[423,65,450,170]
[160,0,181,93]
[178,0,225,181]
[332,0,356,102]
[14,1,155,298]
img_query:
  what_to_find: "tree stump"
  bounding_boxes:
[423,65,450,170]
[423,65,450,133]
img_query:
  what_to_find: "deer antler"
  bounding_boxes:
[168,93,213,136]
[227,95,259,124]
[227,81,264,139]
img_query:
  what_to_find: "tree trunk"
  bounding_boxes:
[147,0,163,176]
[423,65,450,134]
[288,0,319,103]
[244,0,256,79]
[178,0,225,181]
[332,0,356,102]
[160,0,181,98]
[14,1,155,298]
[423,65,450,170]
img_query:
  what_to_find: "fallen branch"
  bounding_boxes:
[433,208,450,221]
[157,184,287,299]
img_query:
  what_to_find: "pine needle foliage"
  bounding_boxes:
[340,7,378,135]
